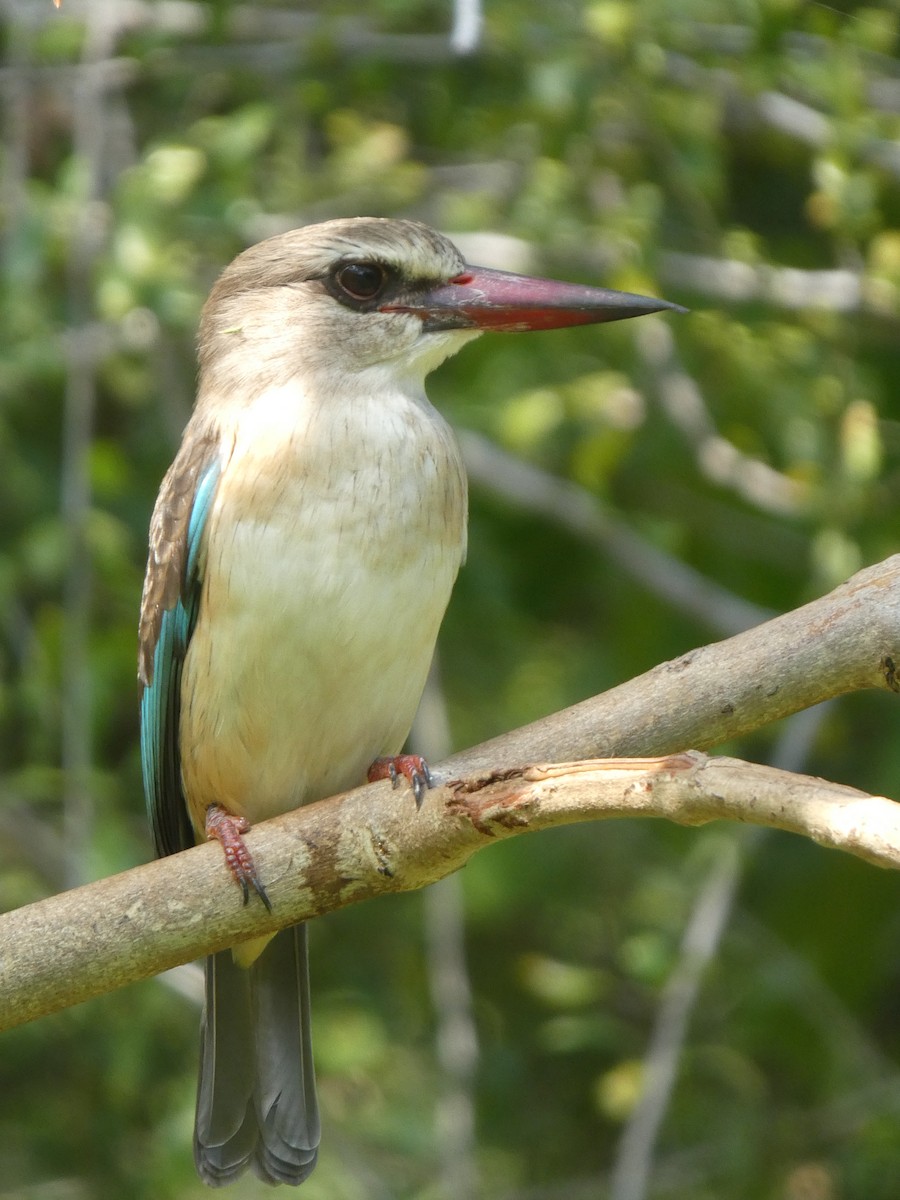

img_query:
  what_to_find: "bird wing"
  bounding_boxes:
[139,427,221,858]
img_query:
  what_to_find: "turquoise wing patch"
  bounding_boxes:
[140,459,220,858]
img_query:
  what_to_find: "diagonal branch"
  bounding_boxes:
[442,553,900,775]
[0,555,898,1032]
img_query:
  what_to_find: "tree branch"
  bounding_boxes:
[2,752,899,1034]
[1,555,899,1031]
[442,553,900,775]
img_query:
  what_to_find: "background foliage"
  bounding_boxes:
[2,0,900,1196]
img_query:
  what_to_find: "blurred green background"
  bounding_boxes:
[3,1,900,1196]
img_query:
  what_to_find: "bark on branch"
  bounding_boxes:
[1,554,899,1032]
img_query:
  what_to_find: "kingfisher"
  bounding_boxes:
[138,217,681,1186]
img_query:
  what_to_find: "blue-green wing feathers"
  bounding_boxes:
[139,432,220,858]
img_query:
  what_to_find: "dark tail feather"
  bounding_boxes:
[252,925,320,1184]
[194,926,320,1187]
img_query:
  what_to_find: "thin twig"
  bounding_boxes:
[414,661,481,1200]
[60,5,120,888]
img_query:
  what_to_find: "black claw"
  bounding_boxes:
[255,878,273,914]
[412,770,428,810]
[388,761,399,788]
[238,861,273,911]
[246,868,273,912]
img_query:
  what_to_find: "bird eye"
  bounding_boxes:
[335,262,388,301]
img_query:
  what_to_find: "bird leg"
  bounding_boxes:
[367,754,434,809]
[205,803,273,912]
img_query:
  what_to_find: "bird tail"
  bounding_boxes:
[194,925,320,1186]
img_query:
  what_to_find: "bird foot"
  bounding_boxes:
[204,803,272,912]
[367,754,434,809]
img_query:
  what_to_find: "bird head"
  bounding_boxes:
[197,217,682,401]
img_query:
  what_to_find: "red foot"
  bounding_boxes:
[205,803,272,912]
[368,754,434,809]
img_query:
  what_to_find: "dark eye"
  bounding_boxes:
[335,261,387,301]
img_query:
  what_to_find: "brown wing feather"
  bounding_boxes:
[138,422,220,687]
